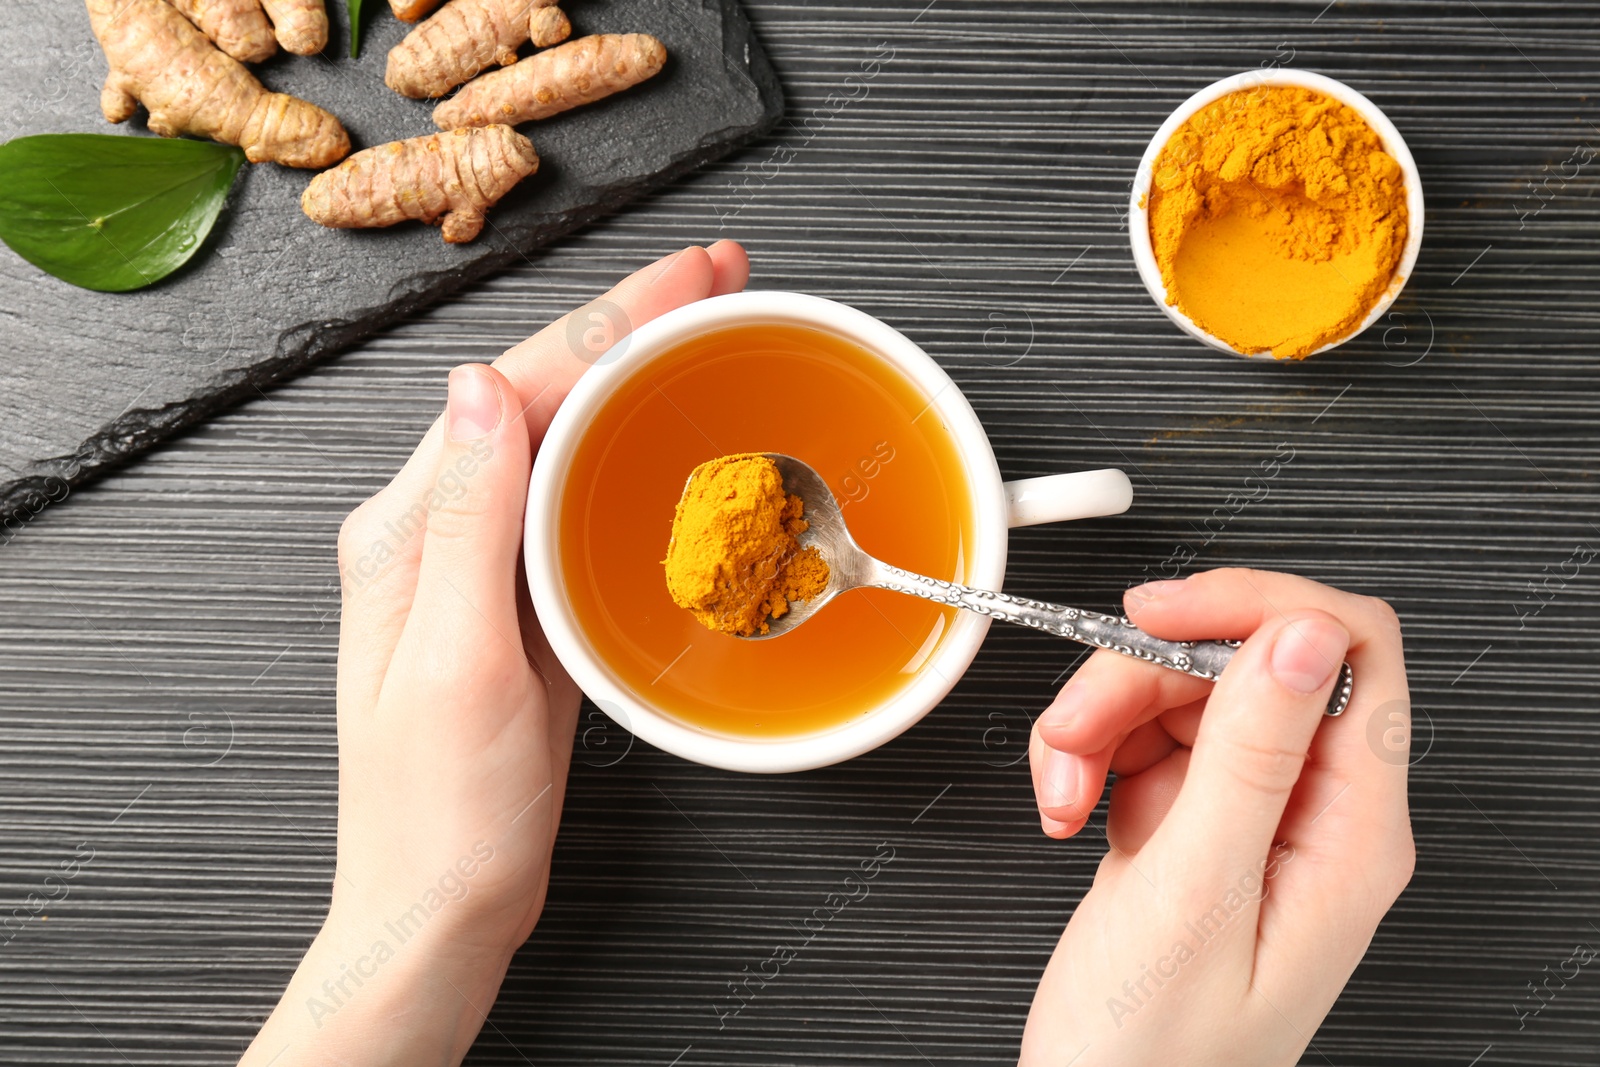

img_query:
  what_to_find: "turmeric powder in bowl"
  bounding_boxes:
[1147,84,1409,359]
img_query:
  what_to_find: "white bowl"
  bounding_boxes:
[1128,69,1425,359]
[524,292,1133,773]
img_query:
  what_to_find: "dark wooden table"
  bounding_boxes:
[3,3,1598,1064]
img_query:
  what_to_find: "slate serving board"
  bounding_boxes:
[0,0,781,518]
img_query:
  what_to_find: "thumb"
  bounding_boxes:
[399,364,532,657]
[1153,610,1350,887]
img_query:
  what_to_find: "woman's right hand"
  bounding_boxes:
[1020,569,1416,1066]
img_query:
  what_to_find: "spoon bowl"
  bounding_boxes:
[740,453,859,640]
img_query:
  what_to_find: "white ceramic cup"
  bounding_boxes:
[1128,68,1426,358]
[524,292,1133,773]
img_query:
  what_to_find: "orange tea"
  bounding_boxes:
[556,322,974,738]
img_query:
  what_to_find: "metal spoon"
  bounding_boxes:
[744,453,1352,717]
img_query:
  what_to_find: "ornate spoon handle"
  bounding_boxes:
[868,562,1352,716]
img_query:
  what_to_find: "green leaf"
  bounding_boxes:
[0,134,245,293]
[349,0,364,58]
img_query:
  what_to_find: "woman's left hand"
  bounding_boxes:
[240,241,750,1067]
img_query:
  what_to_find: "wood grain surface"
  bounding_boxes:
[3,2,1599,1064]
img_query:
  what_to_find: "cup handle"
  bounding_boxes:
[1003,469,1133,528]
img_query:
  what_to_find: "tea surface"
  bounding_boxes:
[558,323,973,738]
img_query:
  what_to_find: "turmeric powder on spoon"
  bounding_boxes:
[663,454,829,637]
[1147,86,1408,359]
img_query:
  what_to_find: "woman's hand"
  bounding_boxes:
[1019,568,1416,1067]
[240,241,750,1067]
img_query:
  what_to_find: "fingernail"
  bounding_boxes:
[1270,618,1349,693]
[1041,748,1080,813]
[1128,579,1188,603]
[1041,812,1071,837]
[447,365,501,441]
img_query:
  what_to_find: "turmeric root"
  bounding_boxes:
[528,5,569,48]
[168,0,277,63]
[168,0,325,58]
[389,0,444,21]
[260,0,328,54]
[301,125,538,243]
[88,0,349,168]
[385,0,556,99]
[433,34,666,130]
